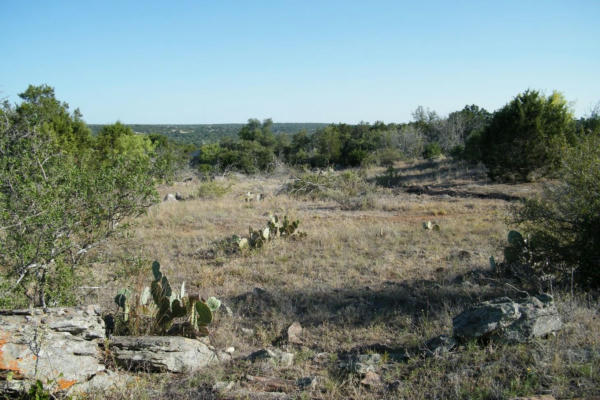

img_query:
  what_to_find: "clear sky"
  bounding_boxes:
[1,1,598,124]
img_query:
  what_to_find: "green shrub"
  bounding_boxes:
[480,90,575,181]
[0,86,158,307]
[511,134,600,287]
[286,170,373,200]
[376,147,403,167]
[195,180,231,199]
[422,142,442,159]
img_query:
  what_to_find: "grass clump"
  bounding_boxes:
[285,170,376,209]
[194,180,231,199]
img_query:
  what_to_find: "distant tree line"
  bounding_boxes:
[89,122,328,147]
[192,90,599,182]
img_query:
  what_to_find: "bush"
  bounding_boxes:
[285,170,376,209]
[194,180,231,199]
[511,134,600,287]
[422,142,442,159]
[480,90,575,181]
[286,170,372,200]
[0,87,159,307]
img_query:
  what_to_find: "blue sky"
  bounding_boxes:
[1,1,598,124]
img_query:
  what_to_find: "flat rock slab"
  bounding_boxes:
[109,336,230,373]
[0,305,105,394]
[453,294,562,343]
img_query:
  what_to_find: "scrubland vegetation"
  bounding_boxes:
[1,85,599,399]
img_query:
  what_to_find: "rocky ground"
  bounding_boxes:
[3,160,599,399]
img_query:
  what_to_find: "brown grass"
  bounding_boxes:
[85,160,600,400]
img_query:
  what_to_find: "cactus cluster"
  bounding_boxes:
[233,214,305,250]
[114,261,221,337]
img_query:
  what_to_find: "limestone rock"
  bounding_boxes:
[453,294,562,343]
[424,335,457,357]
[213,380,235,392]
[296,376,318,390]
[0,305,106,395]
[285,321,303,345]
[163,193,177,202]
[109,336,230,373]
[339,353,381,375]
[247,348,294,367]
[360,371,382,387]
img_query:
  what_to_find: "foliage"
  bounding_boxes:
[18,380,51,400]
[284,170,377,210]
[511,134,600,287]
[422,142,443,159]
[0,86,159,307]
[576,102,600,136]
[114,261,219,337]
[479,90,575,181]
[147,133,191,183]
[193,120,277,174]
[285,170,372,200]
[89,122,328,147]
[194,180,231,199]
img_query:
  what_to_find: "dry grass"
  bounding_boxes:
[84,160,600,400]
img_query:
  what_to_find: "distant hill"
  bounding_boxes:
[88,123,329,147]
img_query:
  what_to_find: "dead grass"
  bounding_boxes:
[84,160,600,400]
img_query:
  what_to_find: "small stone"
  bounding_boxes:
[247,348,294,367]
[339,353,381,375]
[213,381,234,392]
[360,371,382,387]
[424,335,457,357]
[286,321,303,344]
[225,347,235,354]
[240,327,255,337]
[163,193,177,202]
[223,304,234,317]
[296,376,318,390]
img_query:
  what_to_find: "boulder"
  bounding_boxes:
[452,294,562,343]
[109,335,230,373]
[0,305,107,395]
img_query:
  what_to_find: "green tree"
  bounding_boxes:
[15,84,93,153]
[0,87,158,307]
[512,134,600,287]
[480,90,575,181]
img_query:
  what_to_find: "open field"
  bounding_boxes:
[85,160,599,400]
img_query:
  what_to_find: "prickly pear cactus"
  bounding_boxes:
[504,230,526,264]
[113,261,218,338]
[114,288,131,321]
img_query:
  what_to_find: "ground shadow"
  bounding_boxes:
[228,268,507,331]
